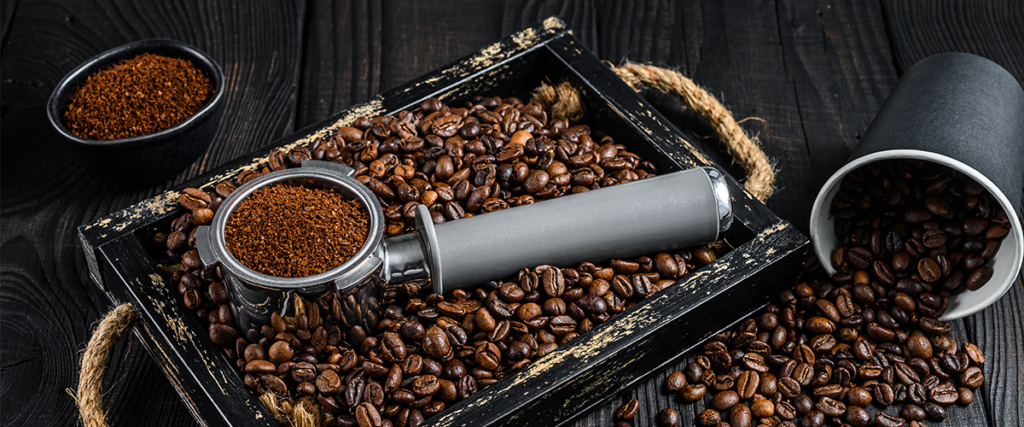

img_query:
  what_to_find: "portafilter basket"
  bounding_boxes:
[197,160,733,345]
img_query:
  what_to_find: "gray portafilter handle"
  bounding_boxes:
[382,166,732,295]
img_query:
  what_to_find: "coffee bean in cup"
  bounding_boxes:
[829,159,1010,297]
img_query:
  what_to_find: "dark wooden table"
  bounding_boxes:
[2,1,1022,426]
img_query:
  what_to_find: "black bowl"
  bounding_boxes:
[46,39,225,184]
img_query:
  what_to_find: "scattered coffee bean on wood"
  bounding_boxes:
[64,53,213,140]
[225,183,369,277]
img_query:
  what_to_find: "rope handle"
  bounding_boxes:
[76,62,776,427]
[533,61,776,202]
[75,303,137,427]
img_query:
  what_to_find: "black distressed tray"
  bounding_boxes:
[79,17,808,427]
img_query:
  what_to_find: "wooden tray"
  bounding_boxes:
[79,17,808,427]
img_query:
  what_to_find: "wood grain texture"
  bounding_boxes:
[0,1,306,426]
[881,2,1024,426]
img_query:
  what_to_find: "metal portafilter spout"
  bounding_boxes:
[196,160,731,346]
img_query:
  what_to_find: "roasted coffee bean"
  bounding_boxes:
[209,324,238,346]
[615,398,639,420]
[923,401,947,421]
[801,410,825,427]
[422,326,451,359]
[665,371,686,393]
[728,403,751,427]
[742,352,769,373]
[736,370,760,399]
[355,402,382,427]
[411,374,440,397]
[900,404,926,422]
[815,396,846,417]
[874,382,895,406]
[960,366,984,389]
[292,362,316,383]
[751,398,774,418]
[708,390,738,411]
[261,374,287,396]
[961,343,985,366]
[777,401,797,420]
[474,342,501,370]
[844,405,870,427]
[957,387,974,405]
[316,369,342,396]
[680,383,707,402]
[657,408,679,427]
[711,374,734,391]
[697,409,721,426]
[875,412,906,427]
[779,377,801,398]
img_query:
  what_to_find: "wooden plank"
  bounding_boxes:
[0,1,306,426]
[0,0,16,48]
[881,2,1024,426]
[296,0,511,129]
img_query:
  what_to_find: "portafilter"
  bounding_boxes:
[196,160,732,346]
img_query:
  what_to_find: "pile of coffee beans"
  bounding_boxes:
[64,53,213,140]
[612,160,1007,427]
[156,95,720,427]
[830,160,1009,294]
[224,183,370,277]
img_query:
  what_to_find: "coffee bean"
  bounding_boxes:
[900,404,926,421]
[957,387,974,405]
[844,405,870,427]
[779,377,801,398]
[777,401,797,420]
[697,409,721,426]
[923,401,947,421]
[917,258,942,283]
[728,403,751,427]
[919,317,951,336]
[707,390,738,410]
[665,371,686,393]
[474,342,501,371]
[928,381,958,404]
[615,398,639,420]
[963,342,985,365]
[874,382,895,406]
[209,323,238,346]
[316,369,342,396]
[875,412,906,427]
[680,383,706,402]
[742,352,769,373]
[735,370,760,399]
[815,396,846,417]
[423,326,451,359]
[802,410,825,427]
[960,366,984,389]
[261,374,287,396]
[966,266,993,290]
[657,408,679,427]
[355,402,382,427]
[291,362,316,383]
[748,398,772,418]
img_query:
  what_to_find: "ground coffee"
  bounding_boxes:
[225,183,369,277]
[64,53,213,140]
